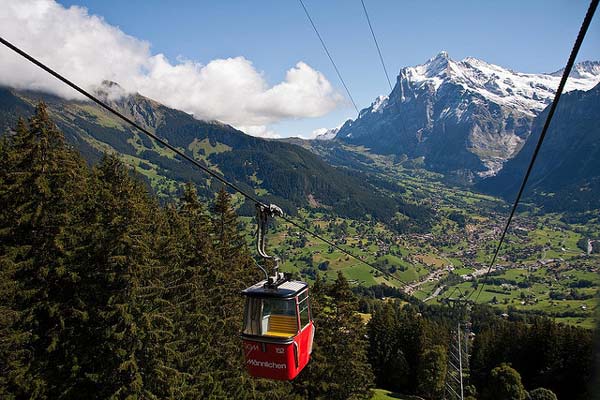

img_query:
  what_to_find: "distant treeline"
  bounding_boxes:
[355,293,597,400]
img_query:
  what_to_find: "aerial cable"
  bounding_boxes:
[0,35,422,293]
[470,0,599,303]
[358,0,410,141]
[442,287,458,302]
[279,215,415,288]
[298,0,360,114]
[360,0,393,91]
[0,37,265,209]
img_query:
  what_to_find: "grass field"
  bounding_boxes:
[69,101,600,332]
[229,147,600,329]
[371,389,423,400]
[264,202,598,328]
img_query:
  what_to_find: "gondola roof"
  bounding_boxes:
[242,279,308,299]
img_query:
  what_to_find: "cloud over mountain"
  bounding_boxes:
[0,0,343,137]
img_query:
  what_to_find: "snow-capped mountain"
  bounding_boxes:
[400,51,597,116]
[478,82,600,211]
[335,52,600,179]
[550,60,600,80]
[314,127,341,141]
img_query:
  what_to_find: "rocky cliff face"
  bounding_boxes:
[477,83,600,212]
[335,52,600,180]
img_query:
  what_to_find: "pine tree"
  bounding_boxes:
[295,272,374,400]
[0,121,30,400]
[0,104,91,398]
[529,388,558,400]
[483,363,527,400]
[367,303,409,391]
[417,345,447,399]
[79,154,172,399]
[211,188,247,263]
[158,183,220,398]
[203,188,250,396]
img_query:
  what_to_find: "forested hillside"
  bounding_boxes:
[0,104,375,399]
[0,86,427,223]
[0,105,596,400]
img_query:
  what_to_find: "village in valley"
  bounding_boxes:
[250,158,600,329]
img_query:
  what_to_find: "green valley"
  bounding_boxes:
[251,144,599,329]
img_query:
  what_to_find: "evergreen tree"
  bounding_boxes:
[470,314,594,400]
[483,363,527,400]
[368,303,410,390]
[0,104,91,398]
[0,125,25,400]
[295,272,374,399]
[212,188,246,262]
[417,345,447,400]
[79,154,172,399]
[203,188,253,397]
[161,183,215,398]
[395,305,430,393]
[528,388,558,400]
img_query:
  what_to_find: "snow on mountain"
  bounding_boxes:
[358,95,389,118]
[314,126,341,141]
[398,52,600,117]
[335,52,600,179]
[550,60,600,80]
[478,83,600,210]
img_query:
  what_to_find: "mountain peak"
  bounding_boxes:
[101,80,122,89]
[314,126,340,141]
[95,80,127,101]
[399,52,453,91]
[337,53,600,179]
[372,95,389,111]
[426,51,452,75]
[396,53,600,116]
[550,60,600,80]
[433,50,449,60]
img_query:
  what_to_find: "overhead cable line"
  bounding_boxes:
[470,0,599,303]
[0,36,420,292]
[360,0,393,91]
[0,37,265,209]
[358,0,410,139]
[298,0,360,114]
[441,287,459,302]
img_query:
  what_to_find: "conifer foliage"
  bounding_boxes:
[293,273,374,400]
[0,106,596,400]
[0,105,295,399]
[366,300,449,397]
[0,104,90,398]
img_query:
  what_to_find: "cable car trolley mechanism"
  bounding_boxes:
[241,204,315,380]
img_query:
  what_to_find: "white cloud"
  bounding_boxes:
[309,128,329,138]
[0,0,344,137]
[236,125,282,139]
[303,121,345,139]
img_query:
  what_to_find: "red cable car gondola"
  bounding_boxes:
[241,204,315,380]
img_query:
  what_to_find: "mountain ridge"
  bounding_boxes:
[477,82,600,212]
[333,53,600,179]
[0,85,426,223]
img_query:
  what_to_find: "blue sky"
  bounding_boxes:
[38,1,600,137]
